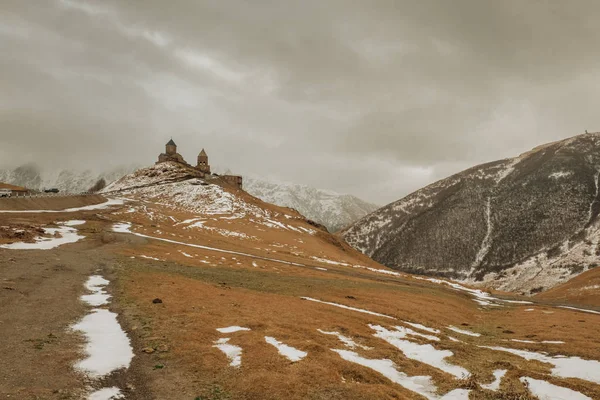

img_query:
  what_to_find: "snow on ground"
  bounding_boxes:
[0,220,84,250]
[579,284,600,290]
[117,177,267,219]
[188,220,258,240]
[72,274,134,400]
[264,336,307,362]
[73,309,134,377]
[301,297,395,319]
[558,306,600,315]
[480,369,506,391]
[0,198,124,213]
[317,329,371,350]
[213,338,243,368]
[112,222,307,268]
[447,326,481,337]
[352,264,405,277]
[332,350,470,400]
[88,387,124,400]
[413,276,532,307]
[400,326,441,342]
[315,267,328,271]
[311,256,350,266]
[510,339,564,344]
[520,377,591,400]
[403,321,440,334]
[63,220,86,226]
[216,326,251,334]
[549,171,573,179]
[481,346,600,384]
[81,276,111,307]
[370,325,470,379]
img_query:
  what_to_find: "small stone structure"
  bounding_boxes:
[157,139,186,164]
[156,139,243,189]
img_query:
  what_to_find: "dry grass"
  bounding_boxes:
[99,194,600,399]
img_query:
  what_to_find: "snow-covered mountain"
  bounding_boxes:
[243,177,379,232]
[0,164,139,193]
[342,132,600,295]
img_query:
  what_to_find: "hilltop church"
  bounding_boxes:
[157,139,243,189]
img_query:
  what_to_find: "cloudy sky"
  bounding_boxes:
[2,0,600,204]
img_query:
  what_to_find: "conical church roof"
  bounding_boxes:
[199,148,208,156]
[166,139,176,146]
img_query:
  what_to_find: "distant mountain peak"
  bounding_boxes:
[243,177,379,232]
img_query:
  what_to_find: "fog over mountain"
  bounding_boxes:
[243,177,379,232]
[3,1,600,204]
[0,164,139,193]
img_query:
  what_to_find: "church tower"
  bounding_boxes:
[197,148,211,174]
[166,138,177,155]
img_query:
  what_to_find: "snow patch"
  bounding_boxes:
[481,345,600,384]
[81,275,111,307]
[371,325,470,378]
[549,171,573,179]
[521,377,591,400]
[447,326,481,337]
[402,321,440,334]
[265,336,307,362]
[213,338,242,367]
[88,387,124,400]
[558,306,600,315]
[317,329,371,350]
[332,350,470,400]
[0,221,84,250]
[301,297,395,319]
[216,326,251,334]
[480,369,506,391]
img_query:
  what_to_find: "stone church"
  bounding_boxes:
[156,139,243,189]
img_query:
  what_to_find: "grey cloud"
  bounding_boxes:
[1,0,600,204]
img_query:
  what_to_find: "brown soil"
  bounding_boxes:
[534,267,600,308]
[0,223,46,245]
[0,194,106,211]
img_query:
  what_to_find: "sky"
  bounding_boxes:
[2,0,600,204]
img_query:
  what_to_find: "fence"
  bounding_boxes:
[0,191,97,199]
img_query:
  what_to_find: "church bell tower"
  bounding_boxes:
[197,148,211,174]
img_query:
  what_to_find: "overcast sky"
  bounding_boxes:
[2,0,600,204]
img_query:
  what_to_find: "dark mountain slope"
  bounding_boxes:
[342,133,600,294]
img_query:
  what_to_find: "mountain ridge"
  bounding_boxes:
[342,132,600,295]
[227,177,379,233]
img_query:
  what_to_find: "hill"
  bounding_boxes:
[2,161,600,400]
[243,177,379,232]
[342,132,600,295]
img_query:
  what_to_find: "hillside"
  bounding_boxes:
[0,163,138,193]
[243,177,379,232]
[342,132,600,295]
[2,161,600,399]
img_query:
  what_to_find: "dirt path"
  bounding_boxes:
[0,210,153,400]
